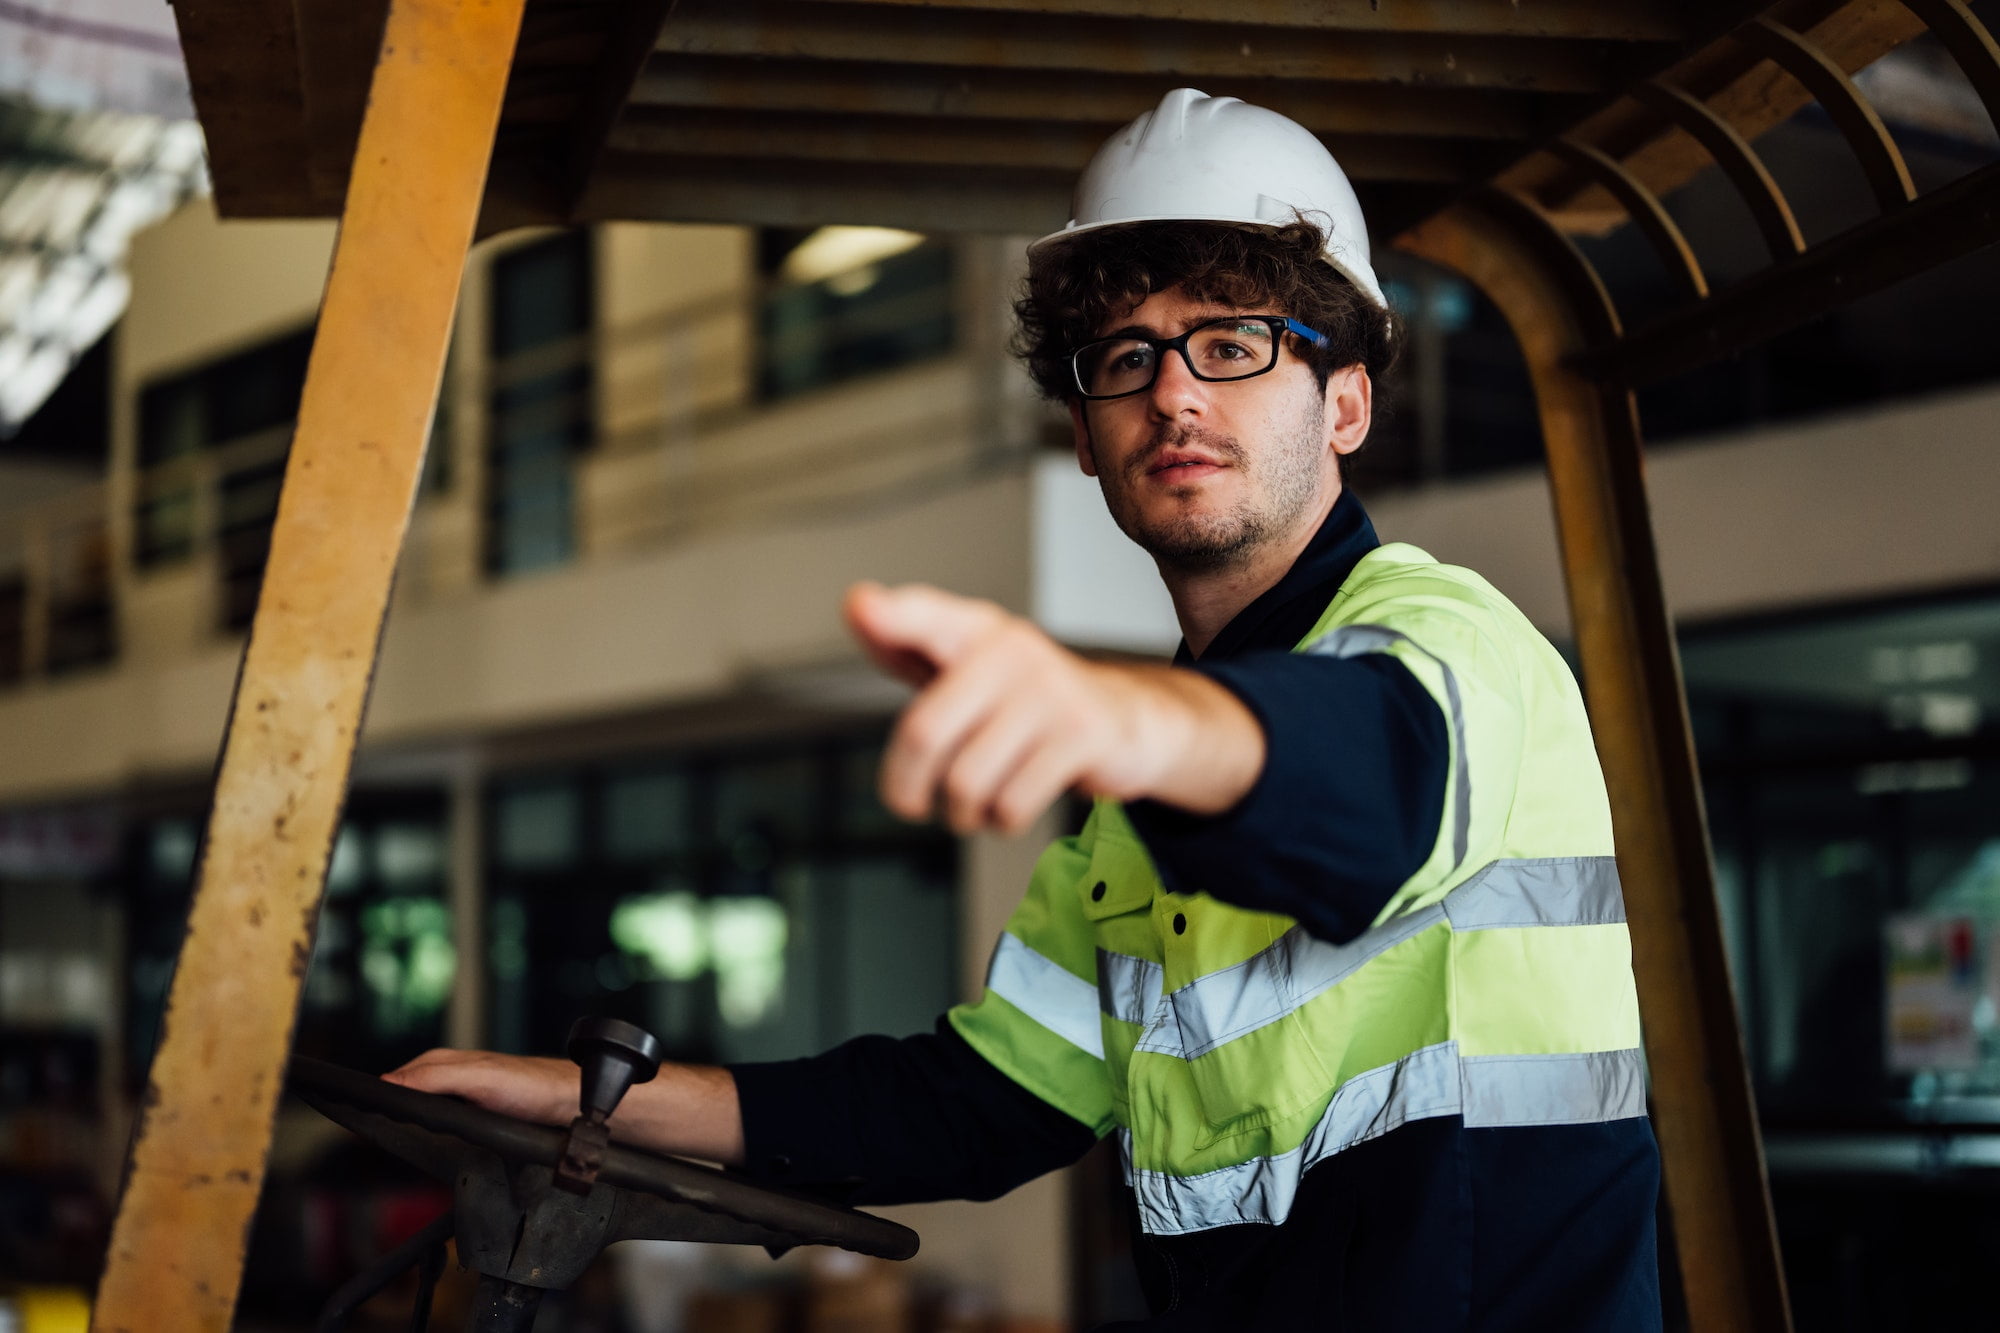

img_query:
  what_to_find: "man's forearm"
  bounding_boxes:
[1104,661,1267,815]
[614,1062,744,1165]
[384,1050,746,1166]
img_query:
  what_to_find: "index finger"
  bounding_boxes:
[844,582,1004,679]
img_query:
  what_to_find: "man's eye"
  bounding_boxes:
[1198,339,1257,364]
[1115,347,1154,370]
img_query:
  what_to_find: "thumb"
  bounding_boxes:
[844,582,999,685]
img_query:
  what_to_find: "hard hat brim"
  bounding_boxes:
[1028,213,1389,312]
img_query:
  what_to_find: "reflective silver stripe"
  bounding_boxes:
[1443,855,1626,929]
[1127,1043,1645,1234]
[985,933,1103,1059]
[1136,857,1622,1060]
[1148,904,1445,1059]
[1305,623,1471,871]
[1096,948,1163,1028]
[1128,1041,1462,1234]
[1460,1048,1646,1127]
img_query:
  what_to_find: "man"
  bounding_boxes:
[392,89,1662,1329]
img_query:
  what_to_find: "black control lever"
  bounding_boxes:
[555,1016,663,1194]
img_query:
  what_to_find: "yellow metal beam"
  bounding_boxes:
[90,0,525,1328]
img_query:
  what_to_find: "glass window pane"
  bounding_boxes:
[495,783,580,869]
[834,857,955,1041]
[758,240,955,401]
[604,769,693,862]
[484,734,955,1069]
[713,753,819,854]
[710,864,823,1064]
[149,820,198,884]
[837,742,903,840]
[376,822,445,889]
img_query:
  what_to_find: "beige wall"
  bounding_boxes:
[0,460,101,516]
[0,470,1032,804]
[120,199,337,388]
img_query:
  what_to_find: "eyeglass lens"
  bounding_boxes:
[1074,317,1280,399]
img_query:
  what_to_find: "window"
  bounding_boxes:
[0,579,22,686]
[486,734,957,1063]
[1683,591,2000,1333]
[1353,261,1543,491]
[133,325,455,626]
[135,326,313,629]
[757,227,956,401]
[1683,591,2000,1119]
[487,231,593,575]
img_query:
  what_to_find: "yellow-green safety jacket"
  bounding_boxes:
[949,541,1645,1235]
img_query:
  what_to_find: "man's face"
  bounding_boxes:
[1070,286,1365,574]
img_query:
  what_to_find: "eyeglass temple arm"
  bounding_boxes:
[1279,317,1330,347]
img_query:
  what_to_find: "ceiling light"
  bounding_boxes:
[779,225,925,287]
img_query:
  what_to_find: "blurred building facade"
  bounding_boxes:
[1,100,1999,1328]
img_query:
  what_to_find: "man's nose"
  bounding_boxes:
[1146,347,1211,418]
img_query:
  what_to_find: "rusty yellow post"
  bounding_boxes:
[1400,191,1793,1333]
[91,1,525,1328]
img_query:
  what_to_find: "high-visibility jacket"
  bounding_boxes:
[949,541,1645,1236]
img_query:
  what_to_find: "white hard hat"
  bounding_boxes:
[1033,87,1387,311]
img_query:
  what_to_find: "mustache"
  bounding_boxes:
[1123,425,1248,479]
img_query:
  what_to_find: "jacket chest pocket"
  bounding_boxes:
[1169,914,1332,1145]
[1078,836,1157,926]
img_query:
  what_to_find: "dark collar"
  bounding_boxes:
[1177,489,1380,664]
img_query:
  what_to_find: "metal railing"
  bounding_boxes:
[132,423,295,629]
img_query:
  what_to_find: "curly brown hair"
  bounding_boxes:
[1012,218,1399,403]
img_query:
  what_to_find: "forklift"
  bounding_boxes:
[90,2,2000,1330]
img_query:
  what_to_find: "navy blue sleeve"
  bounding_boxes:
[727,1017,1098,1206]
[1125,651,1447,945]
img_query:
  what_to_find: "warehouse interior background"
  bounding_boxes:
[3,10,2000,1332]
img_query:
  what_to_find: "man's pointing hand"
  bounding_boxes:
[844,581,1265,835]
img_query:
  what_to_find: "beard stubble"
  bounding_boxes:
[1093,398,1328,575]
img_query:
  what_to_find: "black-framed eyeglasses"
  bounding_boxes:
[1069,314,1329,401]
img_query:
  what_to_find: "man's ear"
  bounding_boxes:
[1325,366,1373,458]
[1069,401,1098,477]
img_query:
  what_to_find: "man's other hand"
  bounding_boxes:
[384,1048,747,1164]
[844,581,1265,834]
[383,1049,578,1124]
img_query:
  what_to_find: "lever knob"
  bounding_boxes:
[566,1016,663,1124]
